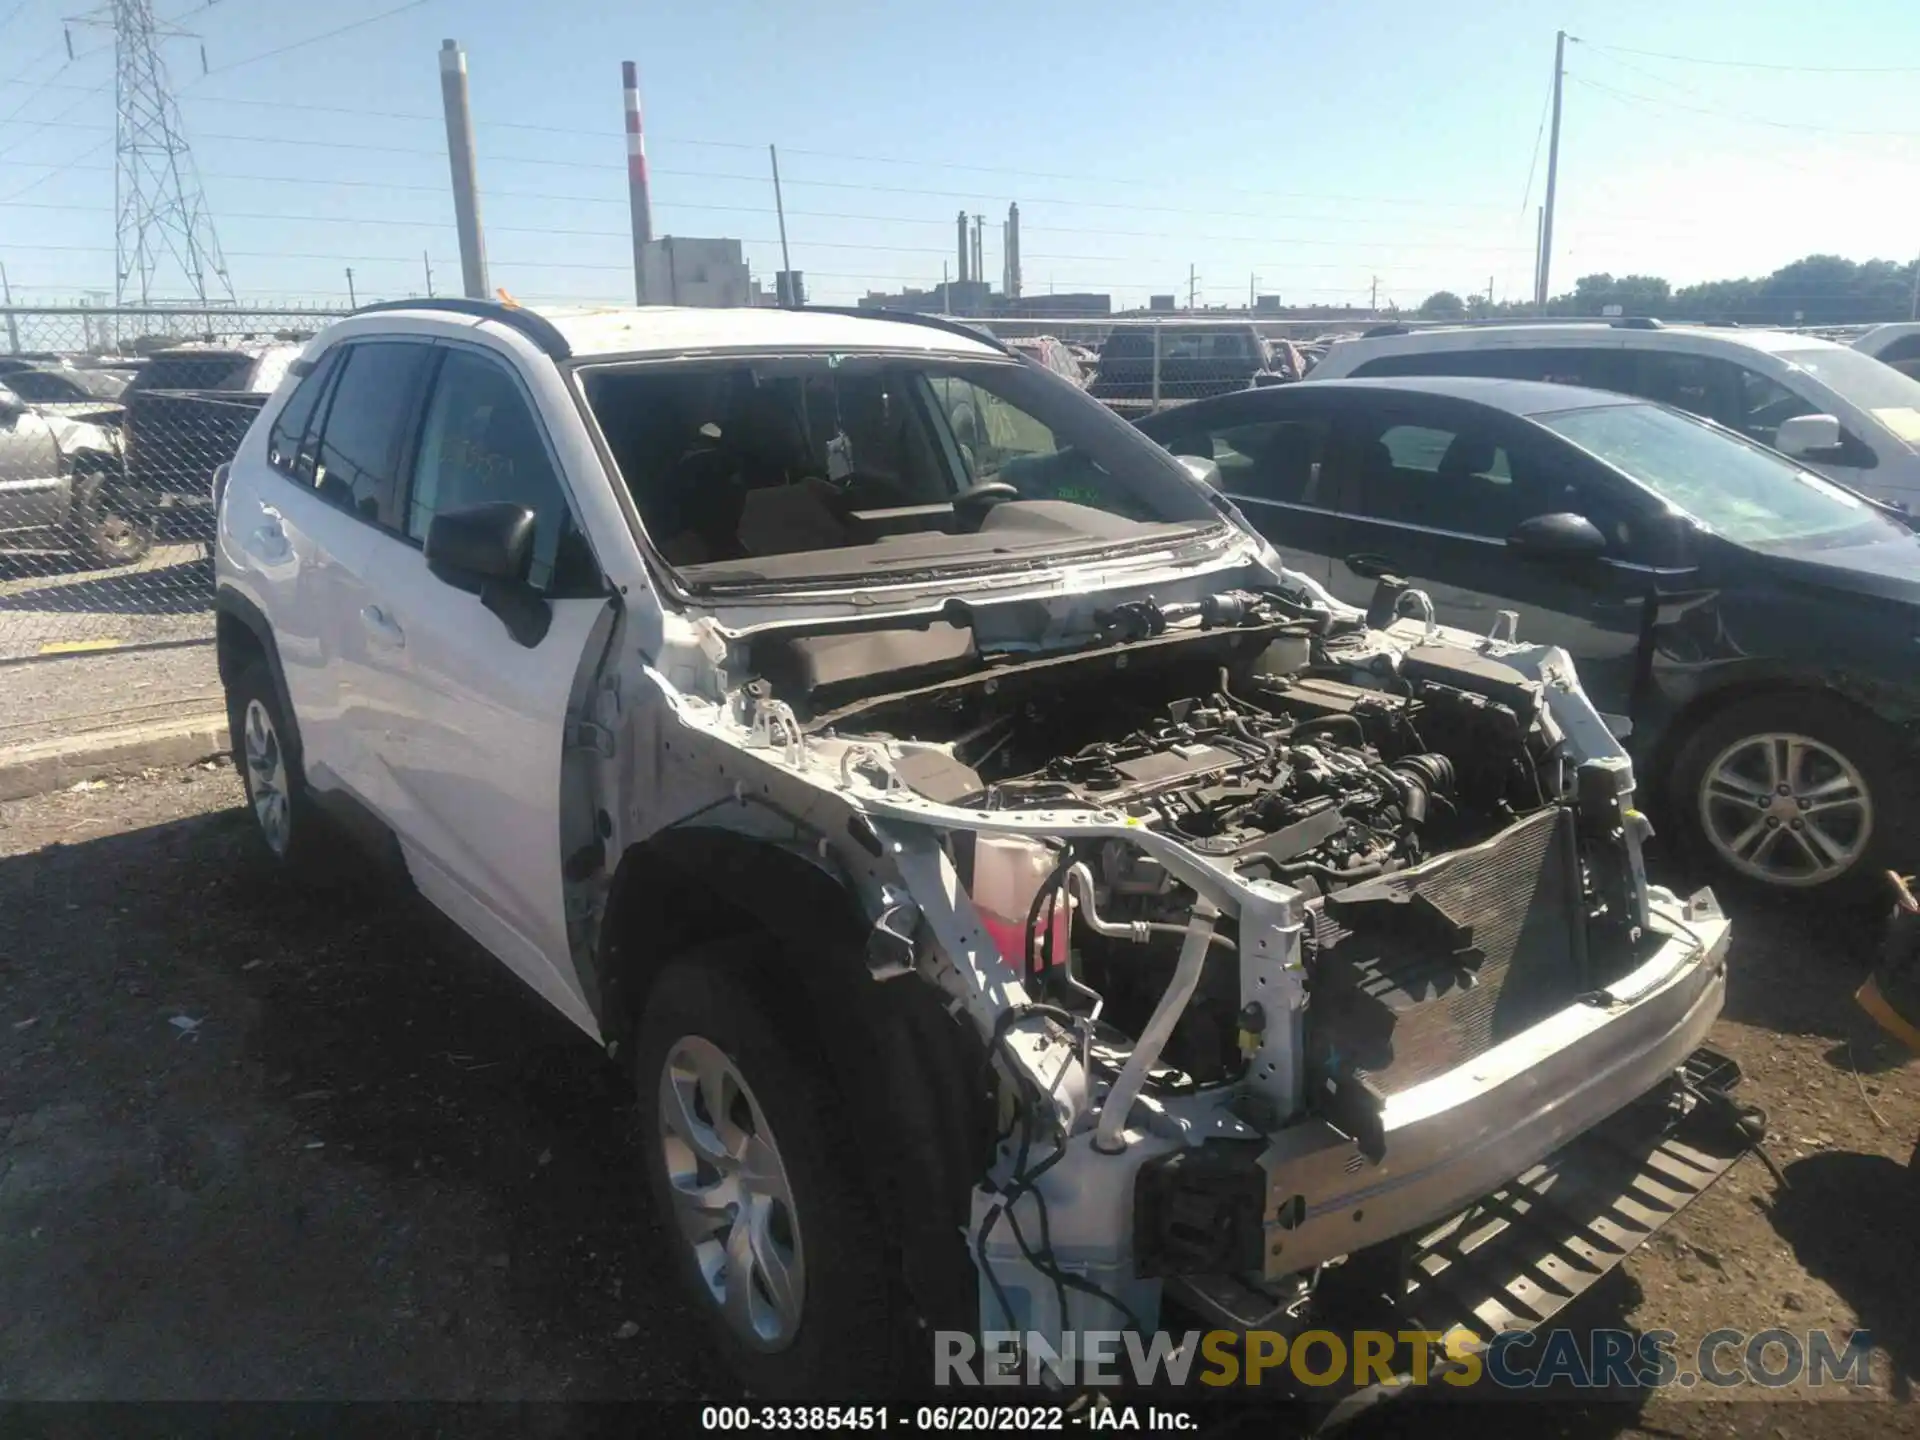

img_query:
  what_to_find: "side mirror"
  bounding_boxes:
[1507,512,1607,561]
[426,501,535,590]
[1775,413,1843,459]
[1176,454,1222,489]
[425,502,550,648]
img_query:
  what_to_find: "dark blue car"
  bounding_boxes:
[1138,375,1920,900]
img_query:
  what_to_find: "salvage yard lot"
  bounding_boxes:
[2,766,1918,1433]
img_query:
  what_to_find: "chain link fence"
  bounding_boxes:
[1,306,344,667]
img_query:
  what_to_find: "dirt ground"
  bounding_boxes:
[3,765,1919,1435]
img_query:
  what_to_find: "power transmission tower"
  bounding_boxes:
[70,0,234,307]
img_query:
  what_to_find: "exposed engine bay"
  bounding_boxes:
[675,579,1729,1364]
[743,588,1658,1127]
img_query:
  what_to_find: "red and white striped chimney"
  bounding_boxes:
[623,61,653,302]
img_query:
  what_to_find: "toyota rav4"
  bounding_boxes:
[214,300,1749,1401]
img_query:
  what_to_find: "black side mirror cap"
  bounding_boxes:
[1507,512,1607,560]
[426,502,536,593]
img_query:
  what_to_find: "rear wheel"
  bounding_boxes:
[1672,693,1905,900]
[225,657,323,868]
[72,469,153,567]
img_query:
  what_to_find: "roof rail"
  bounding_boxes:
[1608,316,1664,330]
[787,304,1014,356]
[348,297,572,359]
[1361,323,1410,338]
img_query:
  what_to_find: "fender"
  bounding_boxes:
[213,586,303,760]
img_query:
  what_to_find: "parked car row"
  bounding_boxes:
[0,340,301,568]
[1309,318,1920,511]
[1134,327,1920,900]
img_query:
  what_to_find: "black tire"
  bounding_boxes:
[1671,692,1908,902]
[71,469,154,567]
[225,657,326,869]
[633,942,911,1398]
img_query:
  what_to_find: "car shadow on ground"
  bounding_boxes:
[1763,1150,1920,1402]
[1,803,728,1400]
[218,846,733,1398]
[0,555,211,615]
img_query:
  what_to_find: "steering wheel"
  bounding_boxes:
[951,479,1020,531]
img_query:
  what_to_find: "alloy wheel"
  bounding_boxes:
[1698,731,1872,887]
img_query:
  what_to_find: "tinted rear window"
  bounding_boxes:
[129,353,257,393]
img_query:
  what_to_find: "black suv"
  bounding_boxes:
[1088,321,1287,411]
[120,343,302,537]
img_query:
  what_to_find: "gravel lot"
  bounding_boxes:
[3,766,1918,1434]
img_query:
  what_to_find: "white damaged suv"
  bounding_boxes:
[215,300,1751,1399]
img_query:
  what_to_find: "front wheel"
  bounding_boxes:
[71,470,154,567]
[1672,692,1906,900]
[633,943,901,1397]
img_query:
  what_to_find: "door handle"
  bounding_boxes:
[360,604,406,649]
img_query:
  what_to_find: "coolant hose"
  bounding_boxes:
[1093,901,1220,1154]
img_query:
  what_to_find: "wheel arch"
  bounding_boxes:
[214,587,302,760]
[600,822,991,1336]
[1643,670,1914,811]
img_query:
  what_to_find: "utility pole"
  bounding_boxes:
[1248,273,1255,311]
[0,262,19,354]
[1909,250,1919,321]
[1188,263,1197,311]
[1534,205,1546,313]
[1487,275,1495,309]
[344,267,357,308]
[1536,30,1567,308]
[971,215,984,293]
[423,252,434,298]
[1369,275,1378,314]
[623,62,653,304]
[941,261,949,315]
[438,39,489,299]
[769,144,793,286]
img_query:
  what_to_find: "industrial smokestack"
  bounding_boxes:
[1006,202,1021,300]
[956,210,970,285]
[623,61,653,303]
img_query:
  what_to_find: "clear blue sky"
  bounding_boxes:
[2,0,1918,311]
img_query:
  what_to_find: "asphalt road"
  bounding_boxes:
[3,768,1918,1435]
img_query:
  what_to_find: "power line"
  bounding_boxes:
[1570,73,1920,138]
[197,0,435,78]
[1582,40,1920,75]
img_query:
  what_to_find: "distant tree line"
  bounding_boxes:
[1417,253,1920,326]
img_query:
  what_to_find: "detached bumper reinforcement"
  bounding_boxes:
[1161,1049,1754,1427]
[1320,1047,1755,1425]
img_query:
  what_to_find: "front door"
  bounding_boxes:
[1322,398,1657,723]
[349,342,614,1034]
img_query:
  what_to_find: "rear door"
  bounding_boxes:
[347,341,614,1031]
[1143,391,1346,589]
[1325,396,1660,720]
[226,345,386,796]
